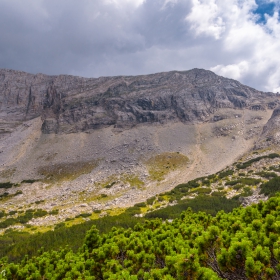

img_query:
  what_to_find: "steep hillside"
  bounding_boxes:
[0,68,280,227]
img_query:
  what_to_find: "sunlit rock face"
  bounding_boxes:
[0,68,278,135]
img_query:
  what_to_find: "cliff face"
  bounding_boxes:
[255,106,280,149]
[0,68,278,135]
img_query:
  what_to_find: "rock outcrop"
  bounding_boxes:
[255,106,280,149]
[0,68,278,135]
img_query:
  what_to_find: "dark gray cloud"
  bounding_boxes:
[0,0,280,91]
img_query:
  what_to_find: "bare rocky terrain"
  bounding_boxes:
[1,68,280,228]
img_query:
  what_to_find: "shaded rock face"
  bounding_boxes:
[0,68,279,135]
[256,106,280,148]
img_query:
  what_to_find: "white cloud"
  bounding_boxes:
[185,0,280,92]
[186,0,225,39]
[211,61,249,80]
[105,0,144,8]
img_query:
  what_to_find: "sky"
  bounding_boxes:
[0,0,280,92]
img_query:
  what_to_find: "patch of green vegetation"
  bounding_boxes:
[260,176,280,197]
[236,153,280,169]
[0,190,22,201]
[76,213,91,218]
[21,179,38,184]
[38,160,99,183]
[145,195,240,219]
[0,208,53,229]
[0,210,5,218]
[255,171,277,179]
[146,196,156,205]
[269,165,280,172]
[164,179,201,201]
[49,209,59,215]
[104,181,116,189]
[211,191,227,197]
[218,169,234,179]
[123,174,144,188]
[0,182,14,189]
[240,187,253,197]
[98,173,144,189]
[233,184,245,190]
[145,152,189,181]
[54,222,65,230]
[225,178,261,186]
[133,202,146,207]
[33,209,48,218]
[190,187,212,195]
[35,200,45,204]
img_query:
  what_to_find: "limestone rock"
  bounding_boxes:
[0,68,278,135]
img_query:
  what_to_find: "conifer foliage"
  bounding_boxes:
[1,196,280,279]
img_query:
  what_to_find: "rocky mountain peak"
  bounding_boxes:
[0,68,278,135]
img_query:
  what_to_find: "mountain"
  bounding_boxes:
[0,68,278,134]
[0,68,280,227]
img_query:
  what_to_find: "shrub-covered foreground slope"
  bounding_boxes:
[2,196,280,279]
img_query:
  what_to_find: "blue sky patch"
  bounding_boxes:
[253,1,276,23]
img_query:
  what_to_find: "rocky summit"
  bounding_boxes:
[1,68,280,227]
[0,68,278,134]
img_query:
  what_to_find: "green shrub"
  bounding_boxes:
[104,182,116,189]
[33,209,48,218]
[0,192,9,199]
[226,178,261,186]
[147,197,156,205]
[49,209,59,215]
[211,191,226,197]
[125,207,141,215]
[233,184,244,190]
[146,195,240,219]
[35,200,45,204]
[0,182,14,189]
[226,180,240,186]
[134,202,146,208]
[190,188,212,194]
[21,179,38,184]
[17,212,33,224]
[255,171,277,179]
[218,169,234,179]
[0,218,17,228]
[240,187,253,197]
[260,176,280,197]
[236,153,280,169]
[76,213,92,218]
[54,222,65,230]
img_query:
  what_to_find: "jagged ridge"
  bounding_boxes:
[0,68,278,134]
